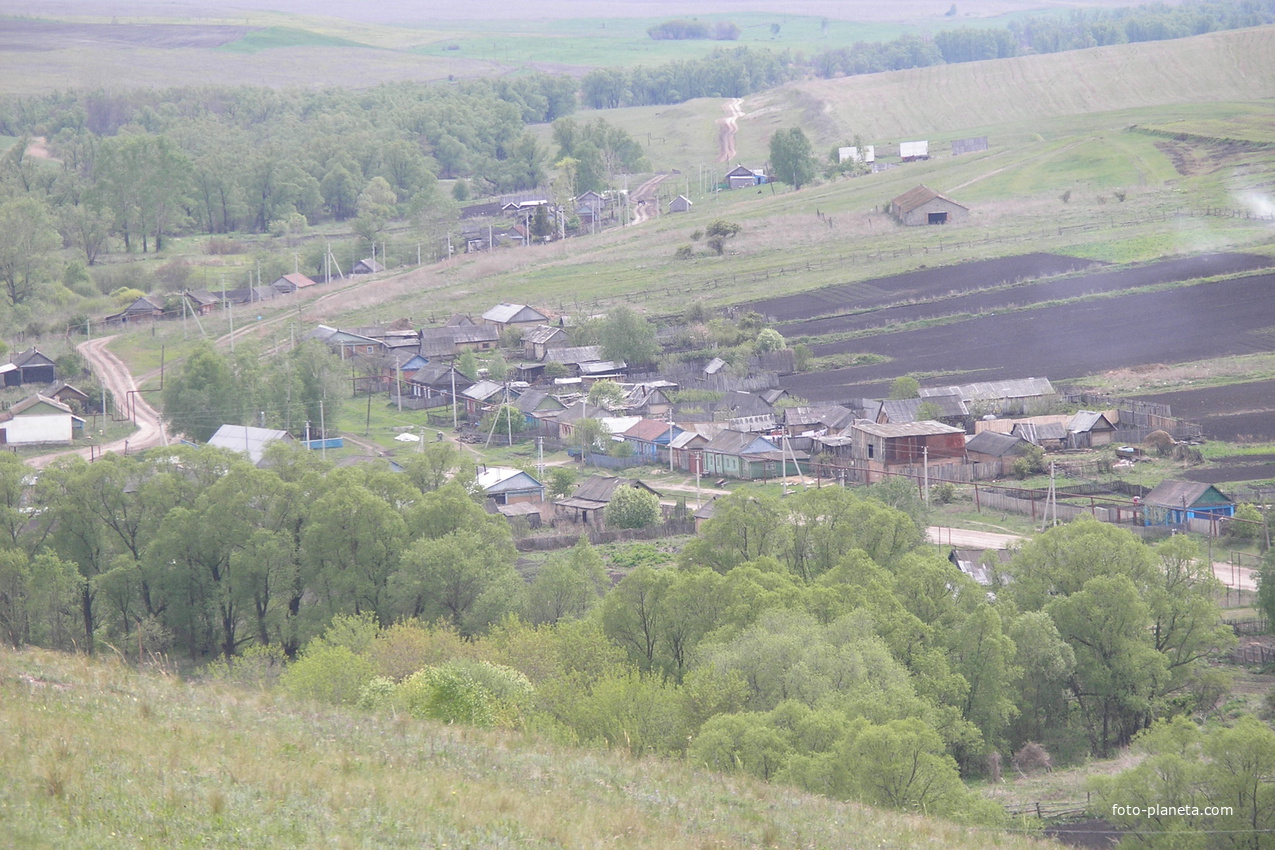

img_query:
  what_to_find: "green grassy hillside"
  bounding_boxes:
[0,646,1048,849]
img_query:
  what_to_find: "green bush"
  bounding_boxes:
[395,660,533,727]
[280,644,376,706]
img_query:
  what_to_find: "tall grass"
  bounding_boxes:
[0,646,1051,848]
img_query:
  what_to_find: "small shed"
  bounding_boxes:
[10,347,56,386]
[899,140,930,161]
[951,136,989,156]
[889,185,969,226]
[838,145,875,164]
[669,195,693,213]
[1067,410,1117,448]
[965,430,1031,465]
[1143,480,1235,526]
[44,381,90,409]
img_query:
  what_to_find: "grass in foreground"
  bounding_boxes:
[0,646,1049,849]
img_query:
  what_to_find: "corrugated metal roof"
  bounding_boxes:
[919,378,1055,401]
[207,425,291,465]
[852,421,965,438]
[477,466,541,494]
[1144,480,1233,509]
[545,345,602,365]
[482,303,546,325]
[1068,410,1114,433]
[965,430,1028,458]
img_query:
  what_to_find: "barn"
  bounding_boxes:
[889,185,969,226]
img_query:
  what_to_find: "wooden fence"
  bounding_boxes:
[515,520,696,552]
[1233,644,1275,665]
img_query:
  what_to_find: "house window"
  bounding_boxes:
[867,443,875,459]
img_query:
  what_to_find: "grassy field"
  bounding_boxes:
[0,645,1052,849]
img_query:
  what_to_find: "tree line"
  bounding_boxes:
[812,0,1275,76]
[0,441,1244,824]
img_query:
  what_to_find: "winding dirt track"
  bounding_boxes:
[628,173,669,225]
[27,336,168,469]
[717,98,743,163]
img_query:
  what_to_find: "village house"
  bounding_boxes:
[44,381,90,411]
[624,383,675,418]
[406,363,473,407]
[351,258,384,275]
[0,394,80,445]
[418,325,500,360]
[669,429,712,473]
[477,466,545,505]
[889,185,969,226]
[481,303,549,331]
[845,420,967,484]
[183,289,221,316]
[514,389,566,430]
[522,325,570,360]
[700,429,808,481]
[308,326,385,358]
[270,273,318,295]
[724,165,767,189]
[553,474,661,526]
[621,419,682,462]
[1142,480,1236,527]
[462,380,507,419]
[106,295,165,324]
[207,424,293,466]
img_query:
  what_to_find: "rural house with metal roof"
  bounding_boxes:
[1142,480,1235,526]
[889,185,969,226]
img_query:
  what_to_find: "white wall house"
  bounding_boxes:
[0,394,78,445]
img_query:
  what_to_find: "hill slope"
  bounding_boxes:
[0,646,1048,849]
[722,25,1275,162]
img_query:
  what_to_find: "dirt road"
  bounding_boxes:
[927,525,1256,590]
[717,98,743,163]
[27,336,168,469]
[629,173,669,224]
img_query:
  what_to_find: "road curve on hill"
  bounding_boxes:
[717,98,743,163]
[27,336,168,469]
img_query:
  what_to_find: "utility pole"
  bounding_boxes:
[319,399,327,461]
[923,446,929,506]
[450,365,458,429]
